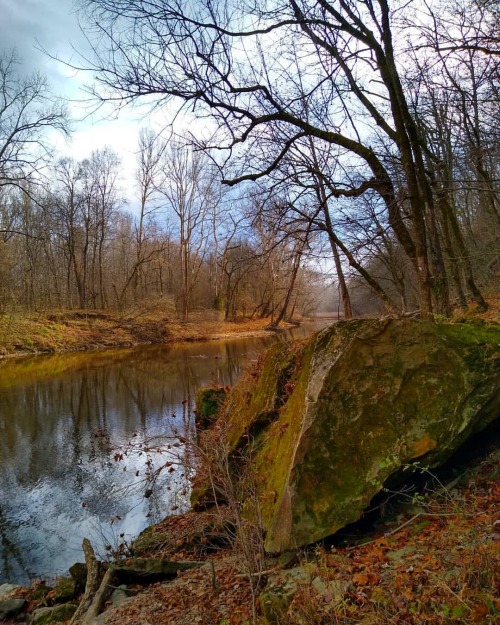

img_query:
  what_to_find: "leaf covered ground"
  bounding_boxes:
[88,448,499,625]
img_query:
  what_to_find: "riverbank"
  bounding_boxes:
[2,444,498,624]
[0,309,304,358]
[103,446,500,625]
[1,289,498,359]
[1,298,498,625]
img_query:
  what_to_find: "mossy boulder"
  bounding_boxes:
[222,319,499,552]
[190,343,305,509]
[68,562,87,590]
[27,603,77,625]
[195,386,227,430]
[53,577,76,602]
[0,598,26,619]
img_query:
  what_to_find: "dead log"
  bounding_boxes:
[70,541,205,624]
[81,565,116,624]
[69,539,100,625]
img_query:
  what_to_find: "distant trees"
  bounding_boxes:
[0,50,68,311]
[2,0,498,320]
[157,143,214,320]
[78,0,498,318]
[50,149,121,309]
[0,128,320,319]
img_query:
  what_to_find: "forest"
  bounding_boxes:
[0,0,498,323]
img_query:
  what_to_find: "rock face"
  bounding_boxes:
[0,598,26,619]
[218,319,499,552]
[27,603,77,625]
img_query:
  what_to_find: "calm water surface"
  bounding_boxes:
[0,327,320,584]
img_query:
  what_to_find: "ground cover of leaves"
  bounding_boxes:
[92,450,499,625]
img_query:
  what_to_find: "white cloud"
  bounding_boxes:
[0,0,212,213]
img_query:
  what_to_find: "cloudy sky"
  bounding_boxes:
[0,0,154,202]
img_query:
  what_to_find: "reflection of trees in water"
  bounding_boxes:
[0,333,310,582]
[0,505,33,584]
[0,336,282,486]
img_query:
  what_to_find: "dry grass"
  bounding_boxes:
[0,309,280,358]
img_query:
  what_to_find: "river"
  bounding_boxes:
[0,326,321,584]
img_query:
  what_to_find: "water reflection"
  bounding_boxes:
[0,328,319,584]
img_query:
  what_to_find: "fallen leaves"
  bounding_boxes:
[79,450,500,625]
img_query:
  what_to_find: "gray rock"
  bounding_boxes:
[113,558,203,578]
[0,598,26,619]
[27,603,77,624]
[109,584,129,608]
[0,583,23,600]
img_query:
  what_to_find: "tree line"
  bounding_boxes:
[1,0,499,321]
[0,95,321,320]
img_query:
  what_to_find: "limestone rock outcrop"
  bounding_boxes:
[216,319,499,552]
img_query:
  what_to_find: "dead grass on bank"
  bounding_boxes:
[1,285,498,358]
[0,309,282,358]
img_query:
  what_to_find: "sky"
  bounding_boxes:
[0,0,160,206]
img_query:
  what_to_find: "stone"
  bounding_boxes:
[195,386,227,430]
[0,598,26,619]
[220,319,500,552]
[113,558,203,579]
[109,584,129,608]
[0,583,23,600]
[27,603,77,625]
[259,565,315,624]
[259,564,348,624]
[54,576,76,602]
[69,562,87,589]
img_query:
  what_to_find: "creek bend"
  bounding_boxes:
[0,327,319,584]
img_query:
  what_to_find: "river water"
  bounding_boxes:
[0,326,321,584]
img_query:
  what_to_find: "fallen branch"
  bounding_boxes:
[235,567,279,579]
[69,538,100,625]
[81,565,116,624]
[71,547,206,624]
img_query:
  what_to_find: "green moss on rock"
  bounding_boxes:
[54,577,76,602]
[27,604,77,625]
[215,340,305,453]
[195,386,227,429]
[220,319,499,553]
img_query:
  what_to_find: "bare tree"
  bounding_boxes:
[157,141,217,320]
[132,129,166,298]
[78,0,464,318]
[0,50,68,191]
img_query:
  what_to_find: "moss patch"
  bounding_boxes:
[195,386,227,430]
